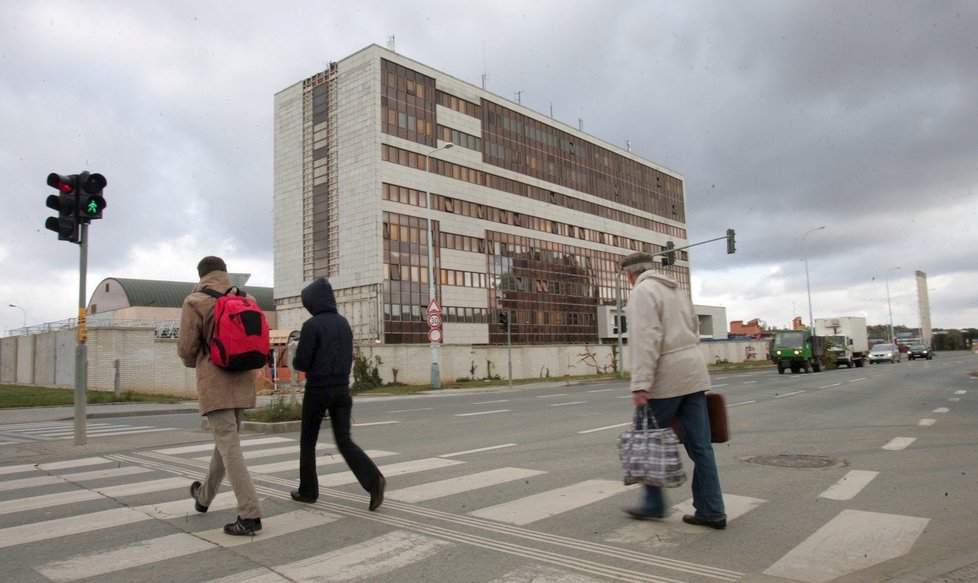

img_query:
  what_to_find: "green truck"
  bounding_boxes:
[771,330,826,374]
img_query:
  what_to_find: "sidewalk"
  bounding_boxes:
[0,401,201,425]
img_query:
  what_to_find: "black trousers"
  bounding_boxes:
[297,388,383,499]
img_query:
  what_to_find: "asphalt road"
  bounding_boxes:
[1,352,976,582]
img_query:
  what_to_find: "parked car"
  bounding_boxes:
[868,343,902,364]
[907,344,933,360]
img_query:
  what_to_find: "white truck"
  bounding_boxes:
[814,316,869,368]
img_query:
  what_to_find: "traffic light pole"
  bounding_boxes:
[74,223,88,445]
[506,312,512,389]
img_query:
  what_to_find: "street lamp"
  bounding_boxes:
[8,304,26,329]
[802,226,825,332]
[885,266,901,342]
[425,142,453,389]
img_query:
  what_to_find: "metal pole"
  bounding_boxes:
[74,223,88,445]
[802,226,825,331]
[506,310,512,389]
[9,304,26,329]
[425,143,453,389]
[615,270,624,377]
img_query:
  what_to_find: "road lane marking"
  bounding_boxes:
[472,399,509,404]
[729,400,756,407]
[318,457,463,487]
[919,419,937,426]
[819,470,878,500]
[455,410,510,417]
[948,398,960,402]
[153,436,293,455]
[469,479,631,525]
[549,401,587,407]
[817,383,842,389]
[955,390,967,395]
[774,390,805,398]
[249,450,398,474]
[37,457,112,471]
[386,407,434,413]
[586,388,616,393]
[196,509,340,547]
[577,422,631,434]
[0,463,37,475]
[882,437,916,451]
[388,467,546,503]
[711,384,729,388]
[538,393,569,398]
[932,407,950,413]
[272,531,451,582]
[847,378,867,383]
[352,420,399,427]
[763,509,929,582]
[439,443,517,457]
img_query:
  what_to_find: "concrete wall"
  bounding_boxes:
[1,328,771,395]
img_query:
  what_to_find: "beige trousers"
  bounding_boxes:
[198,408,262,519]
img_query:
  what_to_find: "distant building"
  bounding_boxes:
[273,44,691,347]
[730,318,764,337]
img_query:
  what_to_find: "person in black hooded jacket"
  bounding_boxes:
[290,277,386,510]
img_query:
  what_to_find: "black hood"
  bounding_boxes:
[301,277,337,316]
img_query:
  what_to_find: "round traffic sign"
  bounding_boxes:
[427,313,442,328]
[428,328,443,343]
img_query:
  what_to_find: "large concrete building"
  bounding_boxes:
[273,44,691,349]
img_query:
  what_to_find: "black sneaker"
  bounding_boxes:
[682,514,726,529]
[369,476,386,511]
[290,490,317,503]
[190,481,208,513]
[623,506,666,520]
[224,516,262,536]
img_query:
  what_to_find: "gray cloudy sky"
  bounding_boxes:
[2,1,976,334]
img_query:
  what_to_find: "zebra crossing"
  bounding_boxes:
[0,419,177,445]
[0,434,931,582]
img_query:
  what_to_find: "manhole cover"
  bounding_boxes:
[739,454,847,469]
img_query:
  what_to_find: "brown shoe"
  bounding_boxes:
[369,476,386,511]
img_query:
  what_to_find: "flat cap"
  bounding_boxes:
[620,251,657,269]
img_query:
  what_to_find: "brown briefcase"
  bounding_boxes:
[671,392,729,443]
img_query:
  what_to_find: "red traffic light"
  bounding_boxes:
[47,173,75,193]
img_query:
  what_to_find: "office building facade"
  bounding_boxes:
[273,44,690,348]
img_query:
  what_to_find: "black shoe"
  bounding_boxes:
[290,490,317,503]
[369,476,386,511]
[624,506,666,520]
[190,481,208,513]
[682,514,726,529]
[224,515,262,536]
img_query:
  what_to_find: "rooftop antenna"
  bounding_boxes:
[515,90,523,104]
[387,35,396,52]
[626,140,632,152]
[481,41,488,89]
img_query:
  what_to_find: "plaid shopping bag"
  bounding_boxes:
[618,406,686,488]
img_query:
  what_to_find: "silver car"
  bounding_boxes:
[868,343,901,364]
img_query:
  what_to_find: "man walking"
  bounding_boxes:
[620,252,726,529]
[290,277,386,511]
[178,256,263,536]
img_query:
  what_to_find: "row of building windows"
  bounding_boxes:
[381,60,686,224]
[437,125,480,151]
[382,182,686,263]
[381,145,687,240]
[436,90,480,118]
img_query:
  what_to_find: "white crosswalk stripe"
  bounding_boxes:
[0,420,176,442]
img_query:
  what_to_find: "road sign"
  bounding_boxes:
[427,313,442,328]
[426,299,442,315]
[428,328,443,343]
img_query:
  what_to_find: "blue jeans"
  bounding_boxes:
[639,391,725,520]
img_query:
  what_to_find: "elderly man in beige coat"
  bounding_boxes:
[621,251,727,529]
[178,256,263,536]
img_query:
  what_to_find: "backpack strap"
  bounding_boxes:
[201,287,224,299]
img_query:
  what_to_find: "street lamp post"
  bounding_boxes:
[802,226,825,331]
[885,266,901,342]
[8,304,26,329]
[425,142,453,389]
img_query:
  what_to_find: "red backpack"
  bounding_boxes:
[202,287,270,371]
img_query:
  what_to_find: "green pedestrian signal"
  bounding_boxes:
[78,172,107,221]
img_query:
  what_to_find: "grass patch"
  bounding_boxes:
[244,394,302,422]
[0,385,185,408]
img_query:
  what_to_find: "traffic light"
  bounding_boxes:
[498,310,509,330]
[726,228,736,254]
[78,172,107,221]
[662,241,675,266]
[45,173,80,243]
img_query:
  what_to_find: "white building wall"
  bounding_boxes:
[273,82,306,302]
